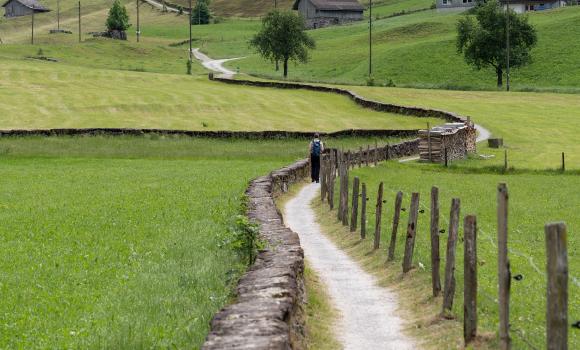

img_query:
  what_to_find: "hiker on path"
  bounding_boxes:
[309,133,324,183]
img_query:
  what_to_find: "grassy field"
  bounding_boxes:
[216,6,580,91]
[0,59,442,131]
[0,135,413,349]
[349,85,580,170]
[316,160,580,349]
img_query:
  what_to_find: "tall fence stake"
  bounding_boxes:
[498,183,511,350]
[442,198,460,315]
[431,186,441,296]
[402,192,420,273]
[350,177,360,232]
[361,183,367,239]
[464,215,478,345]
[373,182,384,249]
[562,152,566,172]
[545,222,568,350]
[387,191,403,261]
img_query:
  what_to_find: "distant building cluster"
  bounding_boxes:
[436,0,568,13]
[2,0,49,17]
[293,0,364,29]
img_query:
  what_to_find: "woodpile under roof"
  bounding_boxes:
[418,122,477,163]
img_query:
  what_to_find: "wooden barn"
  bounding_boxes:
[293,0,364,29]
[2,0,49,18]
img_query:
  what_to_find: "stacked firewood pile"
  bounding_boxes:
[418,122,477,163]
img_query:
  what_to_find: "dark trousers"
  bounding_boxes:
[311,154,320,182]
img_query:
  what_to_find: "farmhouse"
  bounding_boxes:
[293,0,364,29]
[436,0,566,13]
[2,0,49,18]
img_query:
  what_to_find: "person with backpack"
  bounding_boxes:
[309,133,324,183]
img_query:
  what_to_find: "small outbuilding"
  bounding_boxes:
[293,0,364,29]
[2,0,50,18]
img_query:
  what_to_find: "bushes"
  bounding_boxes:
[106,0,130,32]
[191,0,211,25]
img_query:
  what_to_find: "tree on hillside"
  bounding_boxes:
[457,0,537,88]
[250,10,315,78]
[191,0,211,25]
[106,0,131,38]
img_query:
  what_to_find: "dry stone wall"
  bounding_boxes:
[203,159,310,350]
[0,128,418,140]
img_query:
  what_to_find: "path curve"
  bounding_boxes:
[192,48,244,78]
[285,183,416,350]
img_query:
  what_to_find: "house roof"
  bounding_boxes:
[293,0,364,12]
[2,0,50,11]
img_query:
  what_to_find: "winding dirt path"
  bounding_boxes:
[285,184,417,350]
[192,48,244,78]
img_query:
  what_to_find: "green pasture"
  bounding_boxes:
[218,6,580,91]
[320,161,579,348]
[0,134,410,349]
[0,59,441,131]
[350,85,580,170]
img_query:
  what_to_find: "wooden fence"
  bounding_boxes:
[320,148,572,349]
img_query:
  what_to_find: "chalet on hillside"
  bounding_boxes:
[436,0,567,13]
[2,0,49,18]
[293,0,364,29]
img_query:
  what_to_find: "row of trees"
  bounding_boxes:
[250,0,537,87]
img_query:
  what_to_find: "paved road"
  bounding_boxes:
[285,184,417,350]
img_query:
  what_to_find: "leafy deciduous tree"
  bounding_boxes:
[457,0,537,87]
[250,10,315,78]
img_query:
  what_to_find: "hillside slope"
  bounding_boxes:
[217,6,580,91]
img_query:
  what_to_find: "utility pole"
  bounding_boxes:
[31,5,34,45]
[189,0,192,61]
[78,1,81,43]
[506,0,510,92]
[198,0,201,25]
[369,0,372,77]
[57,0,60,31]
[136,0,140,42]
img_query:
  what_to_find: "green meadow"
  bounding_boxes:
[0,135,408,349]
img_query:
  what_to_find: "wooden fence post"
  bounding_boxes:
[387,191,403,261]
[373,182,384,249]
[361,183,367,239]
[431,186,441,297]
[546,222,568,350]
[366,145,370,167]
[442,198,461,315]
[328,159,335,210]
[341,160,349,226]
[402,192,420,273]
[562,152,565,172]
[504,149,508,172]
[358,147,363,168]
[497,183,511,350]
[337,152,343,221]
[320,156,327,202]
[374,141,378,166]
[350,177,360,232]
[464,215,478,346]
[427,122,432,162]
